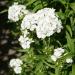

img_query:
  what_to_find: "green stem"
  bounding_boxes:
[72,64,75,75]
[48,37,50,47]
[43,60,55,68]
[0,9,7,14]
[55,66,60,75]
[42,39,47,47]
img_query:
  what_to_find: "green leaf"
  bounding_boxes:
[66,31,75,53]
[34,0,41,6]
[17,48,30,52]
[72,64,75,75]
[55,66,61,75]
[26,0,37,6]
[66,25,72,37]
[34,62,45,75]
[33,4,43,12]
[0,9,8,14]
[59,0,66,5]
[70,3,75,11]
[32,0,47,12]
[66,25,75,53]
[57,11,66,20]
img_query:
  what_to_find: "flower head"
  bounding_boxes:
[21,13,37,31]
[35,8,63,39]
[14,66,22,74]
[9,58,23,67]
[51,48,64,61]
[21,8,63,39]
[18,35,34,49]
[66,58,73,63]
[8,3,29,22]
[9,58,23,74]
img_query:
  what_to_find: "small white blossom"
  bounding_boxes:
[66,58,73,63]
[8,3,29,22]
[15,59,23,67]
[51,48,64,61]
[54,51,62,58]
[21,13,37,31]
[18,35,34,49]
[9,58,23,74]
[14,66,22,74]
[9,59,16,67]
[54,48,64,53]
[54,48,64,58]
[9,58,23,67]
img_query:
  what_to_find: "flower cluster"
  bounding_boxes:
[66,58,73,63]
[9,58,23,74]
[51,48,65,61]
[8,3,29,22]
[21,13,37,31]
[21,8,63,39]
[18,35,34,49]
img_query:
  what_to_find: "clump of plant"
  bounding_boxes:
[8,0,75,75]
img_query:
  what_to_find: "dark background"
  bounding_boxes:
[0,0,20,75]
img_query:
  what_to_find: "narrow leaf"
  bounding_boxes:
[70,3,75,11]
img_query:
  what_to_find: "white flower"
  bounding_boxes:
[54,48,64,58]
[8,3,29,22]
[21,13,37,31]
[15,59,23,67]
[51,48,65,61]
[54,51,62,58]
[9,58,23,67]
[35,8,63,39]
[14,66,22,74]
[66,58,73,63]
[21,8,63,39]
[54,48,64,53]
[51,55,57,61]
[9,59,17,67]
[18,35,34,49]
[9,58,23,74]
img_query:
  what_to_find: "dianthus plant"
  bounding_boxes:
[8,0,75,75]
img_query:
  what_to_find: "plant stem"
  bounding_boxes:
[72,64,75,75]
[43,60,55,68]
[55,66,60,75]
